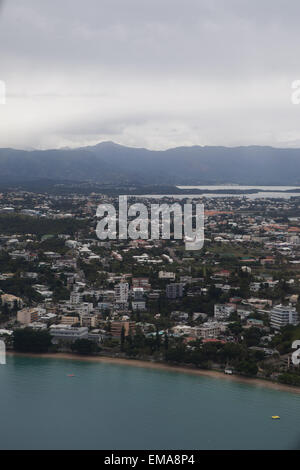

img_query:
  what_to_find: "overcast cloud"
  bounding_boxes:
[0,0,299,150]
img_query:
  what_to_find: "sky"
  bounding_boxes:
[0,0,300,150]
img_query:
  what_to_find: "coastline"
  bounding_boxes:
[6,351,300,395]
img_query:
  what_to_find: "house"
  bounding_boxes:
[159,271,176,280]
[171,311,189,321]
[1,294,23,310]
[214,304,235,320]
[196,322,222,339]
[132,301,146,312]
[214,270,231,278]
[260,257,275,265]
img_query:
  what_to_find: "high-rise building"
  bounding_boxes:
[270,304,299,330]
[132,288,144,301]
[115,282,129,303]
[166,283,184,299]
[70,291,82,304]
[110,321,136,338]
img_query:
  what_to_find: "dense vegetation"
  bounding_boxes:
[278,373,300,386]
[0,214,86,236]
[13,328,52,353]
[71,339,99,355]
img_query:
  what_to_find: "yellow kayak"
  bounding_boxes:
[272,416,280,419]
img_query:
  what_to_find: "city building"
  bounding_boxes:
[132,301,146,311]
[166,283,184,299]
[80,313,97,328]
[196,322,222,339]
[70,291,82,304]
[214,304,236,320]
[110,321,136,338]
[49,325,89,343]
[17,308,40,325]
[115,283,129,303]
[159,271,176,280]
[270,305,299,330]
[60,315,80,326]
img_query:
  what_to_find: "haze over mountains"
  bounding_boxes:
[1,142,300,185]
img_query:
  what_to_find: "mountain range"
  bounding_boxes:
[1,142,300,185]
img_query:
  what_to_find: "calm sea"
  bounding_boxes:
[0,356,300,450]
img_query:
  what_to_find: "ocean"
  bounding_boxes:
[0,356,300,450]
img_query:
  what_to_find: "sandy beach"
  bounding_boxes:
[6,351,300,395]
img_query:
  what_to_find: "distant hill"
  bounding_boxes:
[1,142,300,185]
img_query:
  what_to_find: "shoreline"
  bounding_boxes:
[7,351,300,394]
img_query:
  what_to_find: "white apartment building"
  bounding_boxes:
[70,291,82,304]
[132,288,144,301]
[132,301,146,312]
[77,302,94,315]
[115,283,129,303]
[270,305,299,330]
[172,325,193,336]
[196,322,222,339]
[50,325,89,343]
[159,271,176,280]
[214,304,235,321]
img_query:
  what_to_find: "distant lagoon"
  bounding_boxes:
[134,185,300,200]
[176,185,300,199]
[177,185,300,191]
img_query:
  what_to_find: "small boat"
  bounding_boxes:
[272,416,280,419]
[67,374,75,377]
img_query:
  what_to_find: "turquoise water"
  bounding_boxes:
[0,356,300,450]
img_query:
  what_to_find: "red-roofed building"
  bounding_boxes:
[214,269,231,278]
[202,339,226,344]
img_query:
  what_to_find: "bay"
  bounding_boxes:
[0,356,299,450]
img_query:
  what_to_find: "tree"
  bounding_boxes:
[222,343,245,362]
[278,373,300,386]
[155,327,161,351]
[165,344,187,363]
[120,326,125,352]
[243,327,263,347]
[71,339,99,355]
[228,322,243,335]
[164,333,169,353]
[236,360,258,377]
[2,303,9,317]
[13,328,52,353]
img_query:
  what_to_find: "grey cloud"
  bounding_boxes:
[0,0,299,149]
